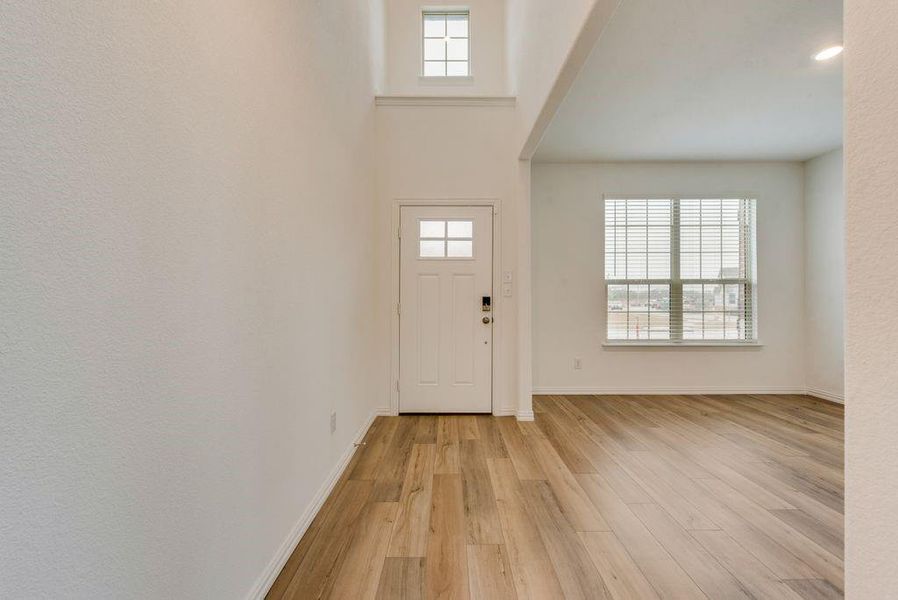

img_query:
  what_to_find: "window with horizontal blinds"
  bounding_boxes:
[605,197,757,343]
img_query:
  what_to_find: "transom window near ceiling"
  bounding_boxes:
[604,198,758,343]
[419,220,474,258]
[422,10,470,77]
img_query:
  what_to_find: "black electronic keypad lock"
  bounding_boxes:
[482,296,491,312]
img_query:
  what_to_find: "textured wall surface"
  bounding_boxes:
[845,1,898,596]
[532,162,806,393]
[804,148,844,401]
[0,1,383,597]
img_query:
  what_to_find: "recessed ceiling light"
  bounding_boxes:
[815,45,843,61]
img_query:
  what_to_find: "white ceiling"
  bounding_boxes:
[534,0,843,162]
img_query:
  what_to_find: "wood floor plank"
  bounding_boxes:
[266,469,347,599]
[734,395,843,440]
[754,459,844,512]
[642,420,797,510]
[495,417,545,480]
[691,529,807,600]
[351,417,400,481]
[265,474,356,600]
[279,479,375,599]
[696,477,844,590]
[521,480,611,600]
[425,474,469,600]
[576,474,671,562]
[567,395,649,451]
[459,415,480,440]
[637,557,710,600]
[459,439,504,544]
[487,458,566,600]
[610,449,721,531]
[528,434,610,532]
[375,557,426,600]
[269,396,843,600]
[466,544,517,600]
[331,502,398,600]
[435,416,460,475]
[659,484,823,581]
[629,502,755,600]
[536,402,598,474]
[579,531,661,600]
[415,415,438,444]
[387,444,435,557]
[554,398,656,503]
[617,468,824,582]
[702,395,843,464]
[770,508,843,559]
[515,419,544,437]
[720,453,845,530]
[784,578,844,600]
[373,417,419,502]
[476,415,509,459]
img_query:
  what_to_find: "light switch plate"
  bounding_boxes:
[503,271,513,283]
[502,283,512,297]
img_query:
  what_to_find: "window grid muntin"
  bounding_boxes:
[422,11,470,77]
[418,219,474,259]
[605,197,756,343]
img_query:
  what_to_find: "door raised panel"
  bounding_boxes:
[451,274,475,385]
[417,274,440,385]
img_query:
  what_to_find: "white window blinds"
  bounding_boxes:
[605,198,757,343]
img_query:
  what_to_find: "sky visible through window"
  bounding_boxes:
[423,11,469,77]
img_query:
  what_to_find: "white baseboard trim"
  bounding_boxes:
[492,407,517,417]
[806,387,845,404]
[516,410,535,421]
[247,409,379,600]
[531,386,807,396]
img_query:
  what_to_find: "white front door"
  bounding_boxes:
[399,206,493,413]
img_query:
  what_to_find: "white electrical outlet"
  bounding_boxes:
[574,357,582,370]
[330,411,337,434]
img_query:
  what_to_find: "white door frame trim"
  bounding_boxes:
[391,198,503,416]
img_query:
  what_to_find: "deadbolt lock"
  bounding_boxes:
[482,316,492,324]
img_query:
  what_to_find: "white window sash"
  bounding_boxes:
[604,197,757,344]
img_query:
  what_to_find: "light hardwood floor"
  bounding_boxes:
[266,394,844,599]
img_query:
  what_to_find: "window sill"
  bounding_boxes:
[418,75,474,86]
[602,341,763,348]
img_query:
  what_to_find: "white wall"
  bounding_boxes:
[506,0,612,148]
[532,162,806,393]
[0,1,384,598]
[384,0,507,96]
[845,1,898,596]
[804,148,844,402]
[375,104,521,414]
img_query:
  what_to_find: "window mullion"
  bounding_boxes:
[670,198,682,341]
[743,199,754,340]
